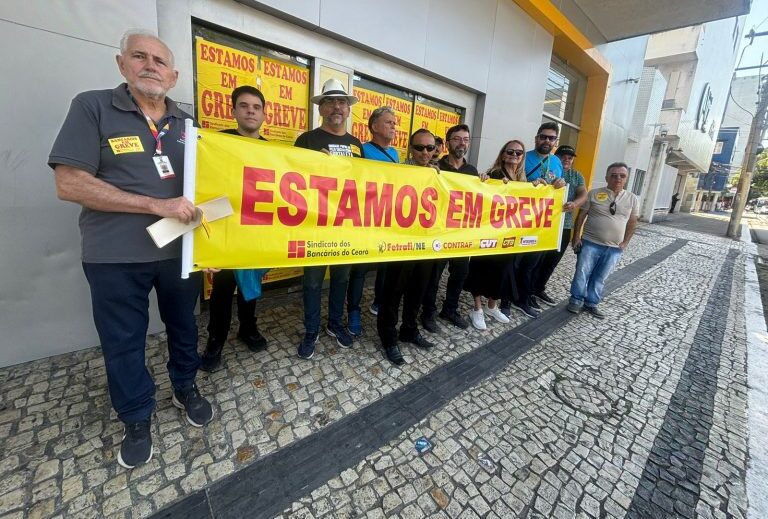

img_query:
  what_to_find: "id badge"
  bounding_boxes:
[153,155,175,180]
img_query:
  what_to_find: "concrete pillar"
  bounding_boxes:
[639,141,669,223]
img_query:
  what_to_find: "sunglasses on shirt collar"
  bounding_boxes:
[609,201,616,215]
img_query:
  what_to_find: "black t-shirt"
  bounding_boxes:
[438,155,477,175]
[220,128,267,141]
[294,128,363,157]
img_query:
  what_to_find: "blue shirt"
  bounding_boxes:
[362,142,399,163]
[524,150,563,181]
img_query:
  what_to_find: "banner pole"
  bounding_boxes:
[181,119,198,279]
[558,185,569,252]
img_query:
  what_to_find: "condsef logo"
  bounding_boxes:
[288,240,306,258]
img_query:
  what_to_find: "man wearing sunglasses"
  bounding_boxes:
[568,162,638,318]
[421,124,477,331]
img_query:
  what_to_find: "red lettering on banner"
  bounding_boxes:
[201,90,234,119]
[262,61,308,84]
[504,196,522,228]
[364,182,393,227]
[199,43,256,72]
[490,195,504,228]
[277,172,307,226]
[264,102,307,129]
[462,193,483,228]
[241,167,275,225]
[419,188,438,228]
[309,176,338,226]
[517,197,532,228]
[446,191,463,228]
[394,186,418,227]
[333,180,362,226]
[533,198,554,227]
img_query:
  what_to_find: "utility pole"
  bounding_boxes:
[727,77,768,237]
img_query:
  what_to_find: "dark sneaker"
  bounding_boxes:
[297,333,318,359]
[400,333,435,349]
[511,301,538,319]
[348,310,363,337]
[200,338,224,372]
[584,305,606,319]
[172,384,214,427]
[421,312,438,333]
[535,291,556,306]
[439,310,469,329]
[369,303,379,316]
[566,302,582,314]
[117,420,152,469]
[327,322,353,348]
[499,303,512,317]
[238,329,267,352]
[383,345,405,365]
[527,297,543,313]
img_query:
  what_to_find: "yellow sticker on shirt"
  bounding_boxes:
[109,136,145,155]
[595,192,609,202]
[350,144,361,157]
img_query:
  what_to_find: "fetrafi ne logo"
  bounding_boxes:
[288,240,306,258]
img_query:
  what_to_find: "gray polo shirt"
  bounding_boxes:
[581,187,639,248]
[49,84,191,263]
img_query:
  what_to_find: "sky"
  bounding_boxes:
[736,0,768,77]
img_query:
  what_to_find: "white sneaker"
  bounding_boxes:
[485,305,510,324]
[470,309,487,330]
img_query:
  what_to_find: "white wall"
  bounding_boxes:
[723,74,759,169]
[591,36,649,188]
[0,1,163,367]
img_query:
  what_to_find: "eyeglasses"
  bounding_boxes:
[320,98,349,106]
[505,149,524,157]
[609,201,616,215]
[537,134,558,142]
[412,144,436,152]
[450,137,471,143]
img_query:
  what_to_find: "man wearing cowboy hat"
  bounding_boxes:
[294,78,364,360]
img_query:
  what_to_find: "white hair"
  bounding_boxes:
[119,29,175,65]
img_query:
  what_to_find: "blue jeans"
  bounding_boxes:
[82,260,201,424]
[302,265,351,334]
[569,239,622,308]
[347,263,386,312]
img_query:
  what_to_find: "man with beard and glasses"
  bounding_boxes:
[503,122,566,319]
[294,78,364,360]
[568,162,638,318]
[49,30,213,469]
[420,124,477,332]
[201,85,269,372]
[378,129,438,365]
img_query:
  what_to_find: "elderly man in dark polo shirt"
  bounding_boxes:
[568,162,639,318]
[420,124,477,332]
[49,29,213,469]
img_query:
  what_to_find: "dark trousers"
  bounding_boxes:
[303,264,351,334]
[514,252,543,304]
[422,257,470,315]
[534,228,572,294]
[207,269,257,341]
[378,260,432,347]
[347,263,386,313]
[83,260,201,424]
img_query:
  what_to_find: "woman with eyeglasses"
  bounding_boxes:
[465,140,528,330]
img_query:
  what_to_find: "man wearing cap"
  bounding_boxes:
[49,30,213,469]
[568,162,638,318]
[420,124,476,331]
[201,85,269,372]
[294,78,364,359]
[532,144,588,306]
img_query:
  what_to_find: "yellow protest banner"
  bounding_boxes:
[351,87,385,144]
[190,129,564,271]
[384,94,413,161]
[259,57,310,144]
[413,102,439,133]
[435,109,462,141]
[195,37,259,130]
